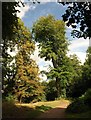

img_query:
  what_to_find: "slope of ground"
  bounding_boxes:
[2,99,70,118]
[38,101,69,118]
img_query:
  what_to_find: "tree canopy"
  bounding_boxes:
[32,15,69,97]
[61,2,91,38]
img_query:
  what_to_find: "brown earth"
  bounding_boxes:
[37,101,69,118]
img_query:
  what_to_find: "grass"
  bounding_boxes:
[32,99,70,108]
[16,99,70,108]
[2,99,69,118]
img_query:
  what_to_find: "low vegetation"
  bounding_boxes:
[66,89,91,118]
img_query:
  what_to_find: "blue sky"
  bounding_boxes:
[22,2,73,40]
[22,3,66,27]
[16,1,89,80]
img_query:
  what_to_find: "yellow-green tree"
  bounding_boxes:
[3,19,44,103]
[14,19,44,103]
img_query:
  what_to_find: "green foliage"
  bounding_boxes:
[33,15,83,99]
[13,19,44,103]
[5,93,16,103]
[69,46,91,98]
[65,54,83,98]
[32,15,69,97]
[66,89,91,114]
[2,1,23,98]
[2,2,21,40]
[36,105,52,112]
[82,47,91,89]
[62,2,91,38]
[66,98,89,113]
[42,80,57,101]
[83,89,91,107]
[3,19,45,103]
[66,49,91,113]
[2,2,23,90]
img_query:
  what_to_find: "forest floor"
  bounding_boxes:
[3,99,91,119]
[2,99,70,118]
[37,100,69,118]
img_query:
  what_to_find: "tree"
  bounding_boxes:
[66,54,82,98]
[32,15,69,97]
[66,51,91,98]
[43,80,58,101]
[2,2,20,40]
[82,46,91,90]
[61,2,91,38]
[15,51,44,103]
[2,1,23,94]
[3,19,44,103]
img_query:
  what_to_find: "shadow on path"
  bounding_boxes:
[37,106,67,118]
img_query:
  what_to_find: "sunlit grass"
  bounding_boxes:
[16,99,70,108]
[33,99,70,108]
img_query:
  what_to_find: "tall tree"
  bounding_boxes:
[61,2,91,38]
[68,48,91,98]
[2,1,23,93]
[2,2,20,40]
[66,54,82,97]
[3,19,44,103]
[82,46,91,90]
[32,15,68,97]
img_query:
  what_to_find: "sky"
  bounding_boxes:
[16,1,89,80]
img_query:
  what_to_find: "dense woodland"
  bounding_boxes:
[2,1,91,118]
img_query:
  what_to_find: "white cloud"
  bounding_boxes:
[68,38,89,51]
[31,44,53,71]
[31,44,43,64]
[31,44,53,81]
[16,2,30,19]
[68,38,89,64]
[67,51,86,64]
[16,1,36,19]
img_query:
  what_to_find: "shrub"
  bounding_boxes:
[84,89,91,106]
[66,89,91,113]
[66,98,89,113]
[36,105,52,112]
[5,94,17,103]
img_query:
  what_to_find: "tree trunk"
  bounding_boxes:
[56,77,60,98]
[52,57,60,98]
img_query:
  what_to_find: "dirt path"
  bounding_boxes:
[37,101,69,118]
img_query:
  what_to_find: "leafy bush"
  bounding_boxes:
[66,98,89,113]
[5,94,17,103]
[84,89,91,106]
[36,105,52,112]
[66,89,91,113]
